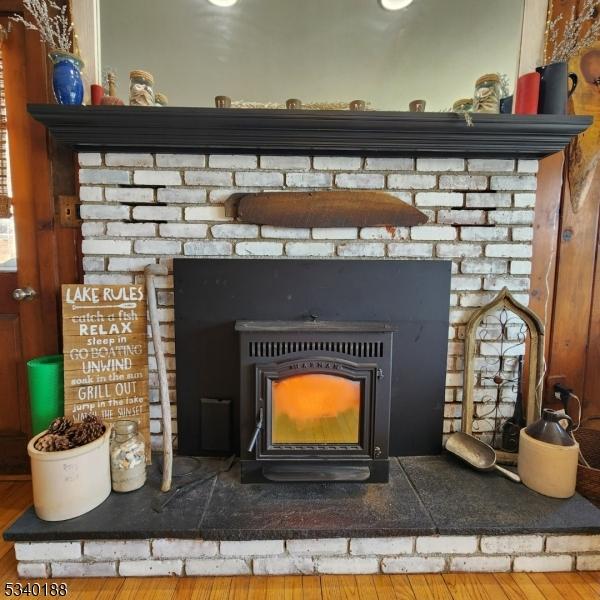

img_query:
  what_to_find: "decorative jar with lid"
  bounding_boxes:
[473,74,501,113]
[110,420,146,492]
[129,70,155,106]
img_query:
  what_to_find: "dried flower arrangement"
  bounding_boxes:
[34,414,106,452]
[9,0,72,53]
[546,0,600,63]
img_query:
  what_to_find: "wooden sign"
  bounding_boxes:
[62,284,150,461]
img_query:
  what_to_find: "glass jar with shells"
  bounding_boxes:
[129,70,155,106]
[473,73,501,113]
[110,420,146,492]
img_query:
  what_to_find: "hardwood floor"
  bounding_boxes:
[0,481,598,599]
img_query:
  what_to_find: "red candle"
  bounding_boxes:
[90,84,105,106]
[515,72,540,115]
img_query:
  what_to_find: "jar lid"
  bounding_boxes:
[475,73,500,87]
[130,70,154,85]
[113,420,138,435]
[452,98,473,111]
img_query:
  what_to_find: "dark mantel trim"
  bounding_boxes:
[28,105,592,159]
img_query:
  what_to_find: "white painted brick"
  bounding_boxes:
[411,226,456,241]
[134,240,181,254]
[513,554,573,572]
[119,560,183,577]
[106,153,153,167]
[365,157,414,170]
[489,211,534,225]
[461,227,509,241]
[286,172,333,187]
[235,171,284,187]
[236,241,283,256]
[439,175,487,190]
[438,210,486,225]
[209,154,257,169]
[212,224,259,238]
[513,193,537,208]
[260,155,311,170]
[449,556,511,572]
[511,260,532,275]
[486,244,532,258]
[360,226,409,240]
[85,274,134,284]
[338,242,385,257]
[134,171,181,186]
[152,539,218,558]
[157,188,207,204]
[313,227,358,240]
[82,257,104,271]
[468,159,515,172]
[17,562,50,578]
[106,223,156,237]
[82,222,105,237]
[79,169,130,185]
[51,561,118,577]
[460,293,500,308]
[108,257,156,271]
[220,540,284,556]
[490,175,537,191]
[286,242,335,257]
[462,259,507,274]
[335,173,384,189]
[80,205,130,220]
[184,241,232,256]
[78,153,102,167]
[481,535,544,554]
[315,557,379,575]
[132,206,181,221]
[105,187,154,204]
[159,223,208,238]
[512,227,534,241]
[518,160,539,173]
[253,556,315,575]
[451,276,482,291]
[82,240,131,255]
[262,226,310,239]
[287,538,348,555]
[417,158,464,171]
[84,540,150,560]
[444,403,462,418]
[416,536,478,554]
[576,554,600,570]
[382,556,446,574]
[437,243,482,258]
[388,243,433,257]
[350,537,413,556]
[466,192,511,208]
[80,186,103,202]
[415,192,463,207]
[546,535,600,553]
[313,156,362,170]
[185,206,229,221]
[186,558,250,576]
[156,154,205,168]
[184,171,233,186]
[388,174,436,190]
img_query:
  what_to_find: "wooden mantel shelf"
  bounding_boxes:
[28,104,592,159]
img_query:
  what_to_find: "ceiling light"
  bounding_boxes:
[208,0,238,7]
[380,0,414,10]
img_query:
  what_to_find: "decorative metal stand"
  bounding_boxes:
[462,288,545,465]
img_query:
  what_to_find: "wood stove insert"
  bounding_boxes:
[237,321,393,483]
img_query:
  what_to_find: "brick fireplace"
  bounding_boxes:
[78,152,538,452]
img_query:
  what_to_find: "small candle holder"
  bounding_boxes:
[215,95,231,108]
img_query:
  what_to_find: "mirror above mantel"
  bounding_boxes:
[97,0,526,111]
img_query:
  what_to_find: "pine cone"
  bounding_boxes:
[48,416,73,436]
[67,415,105,447]
[35,433,72,452]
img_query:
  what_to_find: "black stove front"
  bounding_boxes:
[237,321,393,483]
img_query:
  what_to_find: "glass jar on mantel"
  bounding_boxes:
[110,420,146,492]
[129,70,155,106]
[473,73,501,113]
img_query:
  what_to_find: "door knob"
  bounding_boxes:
[12,287,38,301]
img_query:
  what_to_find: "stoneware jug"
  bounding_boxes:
[536,62,577,115]
[518,409,579,498]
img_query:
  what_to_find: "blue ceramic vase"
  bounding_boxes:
[50,51,84,105]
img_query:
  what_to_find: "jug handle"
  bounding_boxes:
[559,412,574,433]
[568,73,578,97]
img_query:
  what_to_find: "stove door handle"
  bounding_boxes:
[247,407,264,453]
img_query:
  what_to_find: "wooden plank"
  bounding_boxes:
[475,573,511,600]
[321,576,343,600]
[442,573,497,600]
[407,574,453,600]
[374,574,413,600]
[528,573,570,600]
[174,577,214,600]
[265,576,286,600]
[494,573,545,600]
[301,576,322,600]
[545,573,597,600]
[579,573,600,595]
[246,576,266,600]
[229,576,250,600]
[283,575,302,600]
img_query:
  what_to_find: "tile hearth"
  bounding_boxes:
[6,455,600,577]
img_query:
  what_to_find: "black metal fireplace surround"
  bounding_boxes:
[174,259,451,483]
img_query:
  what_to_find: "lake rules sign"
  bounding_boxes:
[62,284,150,460]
